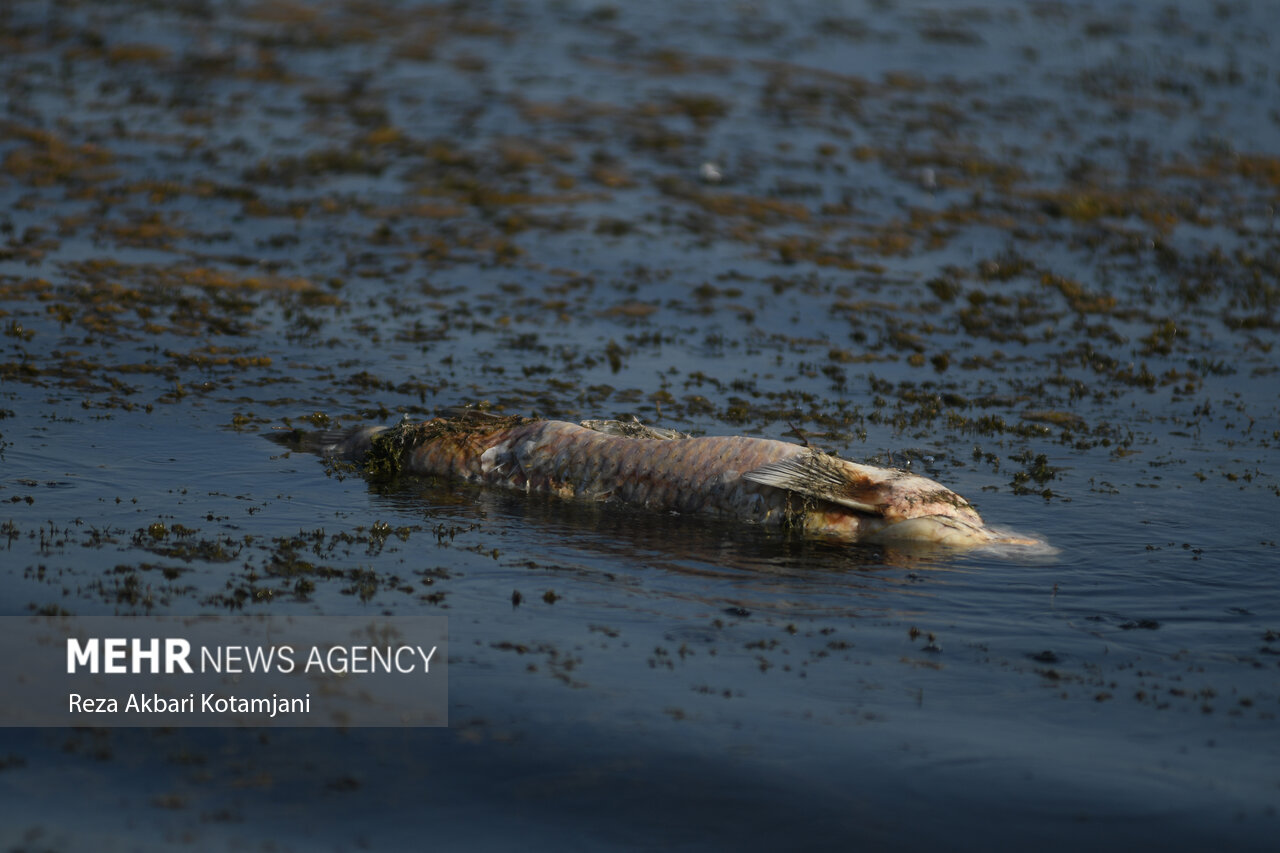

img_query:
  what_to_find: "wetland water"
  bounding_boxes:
[1,0,1278,849]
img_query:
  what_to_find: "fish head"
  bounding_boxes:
[744,453,984,526]
[861,514,997,547]
[861,513,1055,555]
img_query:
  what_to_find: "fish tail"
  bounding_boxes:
[266,425,388,458]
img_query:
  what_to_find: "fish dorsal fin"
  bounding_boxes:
[438,406,508,423]
[580,418,690,441]
[742,452,885,515]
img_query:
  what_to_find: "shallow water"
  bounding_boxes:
[2,0,1278,849]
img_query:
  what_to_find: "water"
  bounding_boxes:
[1,0,1278,849]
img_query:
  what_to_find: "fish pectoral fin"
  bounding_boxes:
[742,453,883,516]
[480,443,519,479]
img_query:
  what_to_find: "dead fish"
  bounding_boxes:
[276,413,1044,549]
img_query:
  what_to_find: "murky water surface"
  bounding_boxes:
[1,0,1278,849]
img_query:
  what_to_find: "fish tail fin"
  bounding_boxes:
[265,425,388,458]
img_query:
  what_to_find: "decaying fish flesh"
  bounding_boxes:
[278,413,1043,549]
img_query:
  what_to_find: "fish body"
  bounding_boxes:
[293,414,1038,548]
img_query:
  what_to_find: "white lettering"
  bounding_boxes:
[197,693,310,717]
[68,637,196,674]
[245,646,272,672]
[133,638,161,672]
[67,639,97,673]
[68,694,117,713]
[103,638,128,673]
[166,638,193,673]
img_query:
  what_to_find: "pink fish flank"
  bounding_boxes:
[309,414,1031,547]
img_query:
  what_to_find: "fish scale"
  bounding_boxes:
[408,422,857,532]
